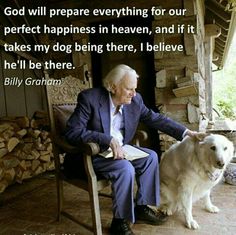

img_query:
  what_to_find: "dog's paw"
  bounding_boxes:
[186,219,199,230]
[206,205,220,213]
[165,208,173,216]
[159,206,173,216]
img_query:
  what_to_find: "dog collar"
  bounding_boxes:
[206,170,222,181]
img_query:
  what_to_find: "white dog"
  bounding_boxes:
[159,134,235,229]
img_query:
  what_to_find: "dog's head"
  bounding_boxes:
[198,134,235,170]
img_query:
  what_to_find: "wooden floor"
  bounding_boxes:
[0,172,236,235]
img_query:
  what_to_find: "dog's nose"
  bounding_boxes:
[216,160,225,168]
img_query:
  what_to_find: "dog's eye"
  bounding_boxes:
[224,147,227,151]
[210,146,216,151]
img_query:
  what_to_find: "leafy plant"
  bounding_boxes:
[213,34,236,120]
[217,100,236,120]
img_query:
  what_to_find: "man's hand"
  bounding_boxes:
[185,130,208,141]
[110,138,125,159]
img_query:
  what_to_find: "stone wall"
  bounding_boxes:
[153,0,208,151]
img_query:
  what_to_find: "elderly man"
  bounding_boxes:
[65,64,197,235]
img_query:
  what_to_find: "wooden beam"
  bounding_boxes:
[218,34,227,42]
[205,0,231,22]
[215,26,228,37]
[207,0,227,10]
[14,0,39,45]
[184,33,195,55]
[213,52,220,61]
[217,38,226,44]
[215,39,225,48]
[214,59,222,68]
[183,0,195,16]
[153,34,164,59]
[206,10,230,30]
[205,24,221,38]
[215,40,225,48]
[155,55,198,70]
[0,39,40,63]
[215,42,224,50]
[215,45,224,53]
[0,5,30,46]
[214,50,223,57]
[214,17,230,30]
[172,84,198,98]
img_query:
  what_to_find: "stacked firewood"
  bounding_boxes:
[0,112,54,193]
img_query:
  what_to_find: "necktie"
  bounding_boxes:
[114,105,121,115]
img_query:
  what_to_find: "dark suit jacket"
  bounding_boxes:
[65,87,186,149]
[63,87,187,177]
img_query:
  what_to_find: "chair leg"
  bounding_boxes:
[56,177,63,221]
[89,183,103,235]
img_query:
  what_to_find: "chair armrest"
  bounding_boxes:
[134,130,148,142]
[54,136,100,155]
[54,130,147,156]
[132,130,148,147]
[53,136,100,183]
[82,142,100,155]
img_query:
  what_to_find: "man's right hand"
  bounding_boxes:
[110,138,125,159]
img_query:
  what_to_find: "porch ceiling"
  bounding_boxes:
[205,0,236,69]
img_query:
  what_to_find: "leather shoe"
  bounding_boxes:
[135,205,168,225]
[109,218,135,235]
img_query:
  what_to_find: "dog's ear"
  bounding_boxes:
[193,132,209,141]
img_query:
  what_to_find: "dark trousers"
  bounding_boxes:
[92,147,160,223]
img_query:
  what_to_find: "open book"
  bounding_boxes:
[99,145,149,161]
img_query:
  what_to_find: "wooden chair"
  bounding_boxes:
[45,71,147,235]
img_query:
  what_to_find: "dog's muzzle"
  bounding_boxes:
[216,160,225,169]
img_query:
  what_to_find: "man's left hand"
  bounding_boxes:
[185,130,208,140]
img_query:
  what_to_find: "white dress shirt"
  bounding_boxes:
[109,94,124,146]
[108,94,188,144]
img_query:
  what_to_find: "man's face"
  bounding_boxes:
[111,74,137,105]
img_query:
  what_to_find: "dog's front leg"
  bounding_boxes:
[203,190,219,213]
[179,184,199,229]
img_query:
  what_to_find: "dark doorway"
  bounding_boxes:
[90,16,160,153]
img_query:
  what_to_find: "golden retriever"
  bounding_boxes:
[159,134,235,229]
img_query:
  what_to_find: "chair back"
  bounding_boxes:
[44,68,92,178]
[45,69,91,137]
[43,58,107,235]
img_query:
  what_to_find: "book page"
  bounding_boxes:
[99,145,149,160]
[99,148,113,158]
[122,145,149,161]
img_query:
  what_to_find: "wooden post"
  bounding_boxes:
[204,24,221,120]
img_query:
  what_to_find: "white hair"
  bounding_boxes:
[102,64,139,91]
